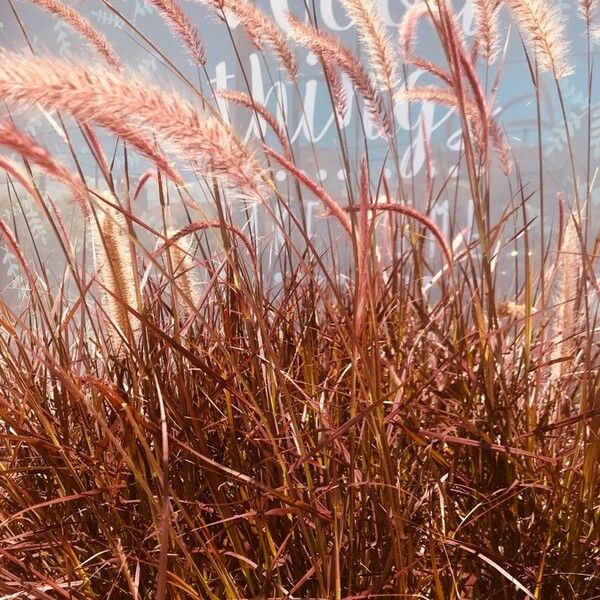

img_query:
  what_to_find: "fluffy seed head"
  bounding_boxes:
[552,210,581,381]
[25,0,120,70]
[198,0,297,79]
[472,0,503,64]
[92,198,141,341]
[0,52,261,193]
[340,0,399,91]
[398,3,453,85]
[507,0,572,78]
[579,0,598,23]
[166,226,200,311]
[150,0,206,65]
[288,15,390,135]
[0,121,90,217]
[217,90,291,156]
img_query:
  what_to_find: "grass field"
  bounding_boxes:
[0,0,598,597]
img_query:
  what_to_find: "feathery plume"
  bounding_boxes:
[397,86,510,172]
[0,52,259,192]
[323,62,348,119]
[489,120,513,175]
[358,159,370,255]
[396,86,479,118]
[217,90,291,156]
[400,0,490,153]
[0,121,90,216]
[552,210,581,383]
[399,2,426,57]
[287,15,389,134]
[339,0,399,91]
[133,170,155,202]
[579,0,598,24]
[149,0,206,65]
[507,0,572,77]
[92,198,141,340]
[0,218,38,292]
[198,0,297,79]
[398,2,453,85]
[436,0,490,145]
[420,115,434,203]
[0,54,179,183]
[165,226,200,310]
[24,0,120,70]
[472,0,503,64]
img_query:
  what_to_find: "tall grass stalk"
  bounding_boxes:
[0,0,598,598]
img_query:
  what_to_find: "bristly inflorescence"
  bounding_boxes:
[287,14,390,136]
[0,52,262,194]
[472,0,504,64]
[197,0,297,79]
[339,0,399,92]
[579,0,599,25]
[165,225,200,311]
[24,0,121,70]
[552,209,582,386]
[92,197,141,342]
[507,0,572,78]
[0,0,596,596]
[399,2,453,85]
[0,121,91,217]
[217,90,291,157]
[150,0,206,65]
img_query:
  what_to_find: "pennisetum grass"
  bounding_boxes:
[472,0,503,65]
[340,0,399,93]
[0,0,597,598]
[23,0,121,70]
[149,0,206,66]
[164,225,200,312]
[198,0,297,79]
[0,51,260,190]
[507,0,573,78]
[551,211,581,400]
[287,14,390,134]
[92,197,141,343]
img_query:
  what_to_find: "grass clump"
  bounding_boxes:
[0,0,598,598]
